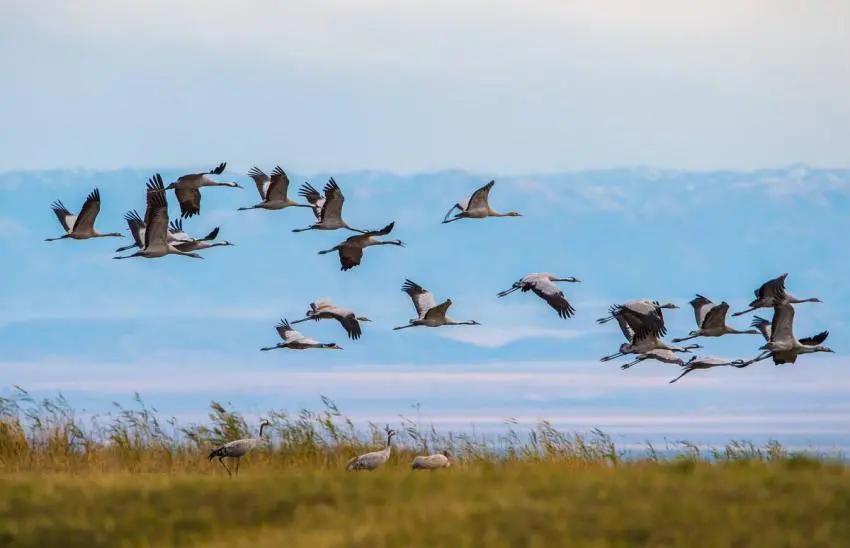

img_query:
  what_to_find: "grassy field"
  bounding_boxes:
[2,389,850,546]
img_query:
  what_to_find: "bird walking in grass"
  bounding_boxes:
[411,450,452,470]
[442,180,521,223]
[672,295,760,342]
[318,221,404,271]
[346,427,396,471]
[260,319,343,351]
[239,166,312,212]
[113,175,204,260]
[669,356,745,384]
[732,273,822,316]
[208,419,271,477]
[293,178,365,233]
[291,299,371,340]
[497,273,580,318]
[164,162,242,218]
[736,304,832,367]
[168,219,234,253]
[46,188,123,242]
[393,279,480,330]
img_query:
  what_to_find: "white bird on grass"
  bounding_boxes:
[393,279,480,330]
[346,427,396,471]
[208,419,271,477]
[411,450,452,470]
[260,319,343,351]
[497,273,580,318]
[46,188,123,242]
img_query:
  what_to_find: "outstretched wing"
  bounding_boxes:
[123,210,145,247]
[799,331,829,346]
[202,227,220,241]
[618,303,667,341]
[338,244,364,271]
[423,299,452,321]
[50,201,76,233]
[320,178,345,222]
[266,166,290,202]
[402,279,437,319]
[750,315,771,341]
[298,182,325,219]
[701,302,729,330]
[467,180,495,210]
[275,319,302,343]
[175,187,202,218]
[72,188,101,233]
[531,279,575,318]
[144,174,169,250]
[690,295,714,327]
[755,273,787,302]
[337,314,363,340]
[247,167,271,200]
[177,162,226,183]
[770,303,795,344]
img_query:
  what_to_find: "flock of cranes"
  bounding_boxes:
[46,163,833,474]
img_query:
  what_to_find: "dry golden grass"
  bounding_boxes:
[2,388,849,547]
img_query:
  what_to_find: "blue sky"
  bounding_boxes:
[3,2,850,448]
[2,166,850,449]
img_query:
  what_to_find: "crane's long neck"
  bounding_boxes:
[789,297,820,304]
[259,422,269,437]
[727,327,760,335]
[95,232,124,238]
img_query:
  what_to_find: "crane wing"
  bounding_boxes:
[799,331,829,346]
[337,314,363,340]
[338,244,364,271]
[144,174,169,250]
[770,303,795,344]
[298,182,324,219]
[701,302,729,330]
[175,187,202,218]
[618,304,666,341]
[750,315,771,341]
[755,273,787,301]
[320,178,345,222]
[402,279,437,319]
[247,167,271,200]
[50,201,76,233]
[72,188,101,233]
[424,299,452,322]
[123,210,145,247]
[467,180,495,210]
[266,166,290,202]
[177,162,226,183]
[275,319,304,343]
[690,295,714,327]
[531,279,575,318]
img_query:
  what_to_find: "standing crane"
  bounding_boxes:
[46,188,123,242]
[318,221,404,271]
[165,162,242,218]
[411,450,452,470]
[346,427,396,471]
[292,178,365,233]
[732,273,822,316]
[208,419,271,477]
[113,175,204,260]
[260,319,343,351]
[168,219,234,253]
[672,295,760,342]
[238,166,312,211]
[497,273,580,318]
[393,280,480,330]
[291,299,371,340]
[442,180,522,223]
[736,304,832,366]
[669,356,745,384]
